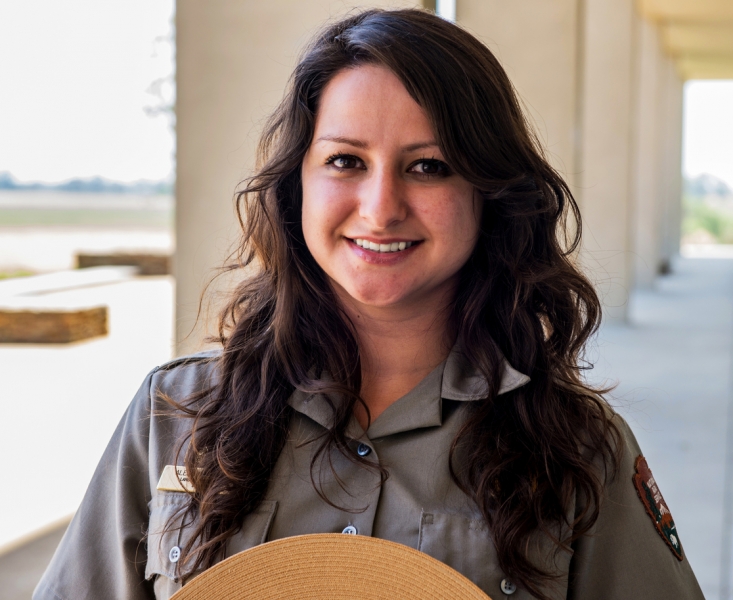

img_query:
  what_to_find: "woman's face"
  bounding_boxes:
[301,65,481,312]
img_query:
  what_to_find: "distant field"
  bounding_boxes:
[0,208,173,228]
[0,191,174,229]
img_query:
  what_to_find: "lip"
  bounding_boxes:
[346,237,421,265]
[349,237,421,245]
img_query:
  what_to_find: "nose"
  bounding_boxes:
[358,167,407,230]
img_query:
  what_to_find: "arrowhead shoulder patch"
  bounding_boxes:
[633,455,684,561]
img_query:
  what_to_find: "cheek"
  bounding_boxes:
[300,187,320,250]
[301,176,353,256]
[422,189,481,252]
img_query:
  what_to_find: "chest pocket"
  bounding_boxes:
[417,511,504,596]
[145,494,278,600]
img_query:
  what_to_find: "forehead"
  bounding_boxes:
[313,65,435,145]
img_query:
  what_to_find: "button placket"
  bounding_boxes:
[169,510,186,581]
[328,436,379,539]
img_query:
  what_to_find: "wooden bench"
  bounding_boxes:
[0,267,135,343]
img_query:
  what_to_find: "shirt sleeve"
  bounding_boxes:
[567,416,705,600]
[33,369,157,600]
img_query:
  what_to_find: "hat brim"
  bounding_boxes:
[170,533,491,600]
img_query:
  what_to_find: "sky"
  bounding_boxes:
[0,0,175,184]
[683,81,733,190]
[0,1,730,187]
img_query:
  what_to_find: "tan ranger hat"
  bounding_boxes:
[170,533,491,600]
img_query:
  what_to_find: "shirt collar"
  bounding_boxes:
[441,343,530,401]
[287,343,530,439]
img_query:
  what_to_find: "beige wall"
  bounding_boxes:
[175,0,419,356]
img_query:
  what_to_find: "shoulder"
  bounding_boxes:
[119,350,223,427]
[609,411,643,461]
[155,348,222,372]
[568,409,704,597]
[592,408,687,563]
[148,349,223,401]
[590,405,648,493]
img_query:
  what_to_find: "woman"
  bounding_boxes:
[35,9,703,600]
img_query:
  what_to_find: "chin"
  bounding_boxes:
[343,284,410,308]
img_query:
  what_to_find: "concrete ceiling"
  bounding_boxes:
[638,0,733,79]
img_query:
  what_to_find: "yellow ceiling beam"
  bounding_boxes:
[676,55,733,79]
[662,23,733,57]
[638,0,733,23]
[637,1,733,79]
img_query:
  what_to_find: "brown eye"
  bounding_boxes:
[410,159,450,177]
[326,154,363,170]
[334,156,357,168]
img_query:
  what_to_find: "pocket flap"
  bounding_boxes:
[225,500,279,556]
[418,511,500,593]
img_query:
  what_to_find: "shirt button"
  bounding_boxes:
[356,443,371,457]
[500,579,517,595]
[342,525,358,535]
[168,546,181,563]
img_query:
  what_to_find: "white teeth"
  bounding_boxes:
[353,238,415,253]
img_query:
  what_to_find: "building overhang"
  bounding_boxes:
[638,0,733,79]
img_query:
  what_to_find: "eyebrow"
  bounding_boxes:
[314,135,439,153]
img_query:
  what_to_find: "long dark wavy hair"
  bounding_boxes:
[169,9,620,599]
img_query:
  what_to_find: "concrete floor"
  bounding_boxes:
[1,255,732,599]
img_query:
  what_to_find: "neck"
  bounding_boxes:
[336,289,456,430]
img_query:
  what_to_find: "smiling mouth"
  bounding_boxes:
[351,238,417,253]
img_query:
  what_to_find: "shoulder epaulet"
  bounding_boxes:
[155,349,221,373]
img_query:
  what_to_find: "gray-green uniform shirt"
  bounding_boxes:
[33,347,704,600]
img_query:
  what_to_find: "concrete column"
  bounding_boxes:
[576,0,636,322]
[456,0,581,187]
[658,59,684,272]
[630,16,664,288]
[175,0,419,356]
